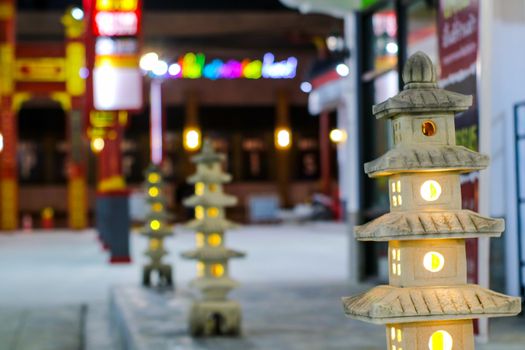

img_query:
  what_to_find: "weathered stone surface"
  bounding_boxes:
[183,192,238,207]
[342,284,521,324]
[355,209,504,241]
[373,51,472,120]
[364,144,489,177]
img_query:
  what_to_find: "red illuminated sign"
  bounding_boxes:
[91,0,142,37]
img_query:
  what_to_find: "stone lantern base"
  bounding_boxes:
[189,300,242,337]
[142,264,173,287]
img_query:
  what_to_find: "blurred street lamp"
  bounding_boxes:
[300,81,312,93]
[183,127,201,151]
[139,52,159,71]
[336,63,350,77]
[91,137,105,153]
[330,128,347,144]
[275,127,292,150]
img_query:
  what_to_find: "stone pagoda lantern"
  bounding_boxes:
[182,140,245,336]
[140,164,173,287]
[342,52,521,350]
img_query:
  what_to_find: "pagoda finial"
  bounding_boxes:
[402,51,437,90]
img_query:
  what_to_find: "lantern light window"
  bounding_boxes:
[422,120,437,137]
[429,330,453,350]
[423,251,445,272]
[420,180,442,202]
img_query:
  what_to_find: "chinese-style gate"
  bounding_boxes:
[0,0,88,230]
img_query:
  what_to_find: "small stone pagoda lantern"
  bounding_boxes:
[342,52,521,350]
[182,140,245,336]
[140,164,173,287]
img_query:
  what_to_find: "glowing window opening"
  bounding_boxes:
[195,182,205,196]
[422,120,437,137]
[423,251,445,272]
[208,233,222,246]
[197,262,205,277]
[420,180,442,202]
[195,206,204,219]
[148,187,159,197]
[211,264,224,277]
[148,173,160,183]
[207,207,219,218]
[209,184,218,192]
[428,330,453,350]
[392,195,398,207]
[150,220,160,231]
[196,232,205,247]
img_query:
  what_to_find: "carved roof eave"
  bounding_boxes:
[342,284,521,324]
[184,218,239,233]
[183,194,237,207]
[372,88,472,120]
[140,228,173,237]
[181,247,245,261]
[355,209,504,241]
[187,171,232,184]
[364,145,488,177]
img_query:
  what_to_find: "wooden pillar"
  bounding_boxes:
[320,111,331,195]
[275,90,291,208]
[63,9,88,229]
[0,0,17,230]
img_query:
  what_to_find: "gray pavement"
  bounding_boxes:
[0,224,523,349]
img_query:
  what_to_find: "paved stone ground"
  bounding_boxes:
[0,306,84,350]
[111,283,525,350]
[0,224,523,349]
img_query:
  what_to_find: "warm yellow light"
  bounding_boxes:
[429,330,453,350]
[397,329,402,342]
[0,132,3,153]
[396,180,401,192]
[207,207,219,218]
[392,195,398,207]
[209,183,218,192]
[420,180,442,202]
[211,264,224,277]
[197,262,205,277]
[148,187,159,197]
[208,233,222,246]
[329,128,347,144]
[148,173,160,183]
[195,182,205,196]
[183,127,201,151]
[275,127,292,150]
[196,232,205,247]
[423,251,445,272]
[149,238,160,250]
[91,137,105,153]
[195,206,204,219]
[152,203,163,212]
[391,182,396,192]
[150,219,161,231]
[397,195,402,206]
[391,327,396,340]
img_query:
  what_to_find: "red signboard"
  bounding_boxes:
[91,0,142,37]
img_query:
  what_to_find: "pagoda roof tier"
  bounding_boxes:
[144,249,169,259]
[185,217,239,233]
[365,145,489,177]
[139,228,173,238]
[355,210,504,241]
[182,247,245,261]
[373,52,472,120]
[190,276,239,291]
[192,140,225,164]
[187,171,232,184]
[183,193,237,208]
[342,284,521,324]
[144,211,173,222]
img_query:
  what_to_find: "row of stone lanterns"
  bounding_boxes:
[140,139,245,337]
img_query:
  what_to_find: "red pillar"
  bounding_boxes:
[320,112,331,195]
[0,0,18,230]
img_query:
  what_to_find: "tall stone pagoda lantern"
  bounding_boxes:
[182,140,245,336]
[141,164,173,287]
[342,52,521,350]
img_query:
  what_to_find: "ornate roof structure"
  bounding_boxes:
[373,51,472,120]
[355,210,504,241]
[188,170,232,184]
[182,247,245,261]
[191,140,225,164]
[185,217,239,233]
[183,192,237,207]
[342,284,521,324]
[364,145,489,177]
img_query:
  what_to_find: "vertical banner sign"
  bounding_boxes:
[87,0,143,111]
[437,0,480,330]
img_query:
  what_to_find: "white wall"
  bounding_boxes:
[489,8,525,295]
